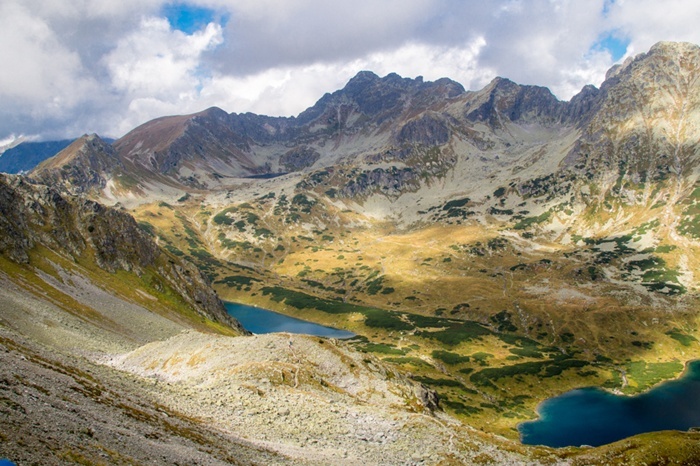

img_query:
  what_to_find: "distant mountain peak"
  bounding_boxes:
[347,70,380,83]
[29,134,121,194]
[0,135,28,156]
[649,40,699,55]
[0,138,73,174]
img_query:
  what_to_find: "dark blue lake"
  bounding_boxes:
[225,302,355,339]
[519,361,700,448]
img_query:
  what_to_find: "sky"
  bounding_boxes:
[0,0,699,143]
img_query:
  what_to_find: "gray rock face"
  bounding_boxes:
[0,173,245,333]
[564,41,700,193]
[341,166,421,198]
[280,146,321,172]
[30,134,122,194]
[465,77,567,127]
[415,383,440,412]
[398,113,452,146]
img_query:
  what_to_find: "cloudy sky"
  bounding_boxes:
[1,0,699,143]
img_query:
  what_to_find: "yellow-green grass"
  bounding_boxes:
[133,195,700,440]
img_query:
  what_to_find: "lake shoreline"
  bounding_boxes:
[518,359,700,448]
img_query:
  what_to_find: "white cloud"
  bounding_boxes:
[359,38,493,91]
[102,16,223,133]
[193,38,492,118]
[605,0,700,55]
[0,2,96,110]
[105,18,222,98]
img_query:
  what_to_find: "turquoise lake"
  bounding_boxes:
[519,360,700,447]
[225,302,355,339]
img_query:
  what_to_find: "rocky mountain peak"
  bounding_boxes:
[48,133,115,163]
[465,76,565,127]
[113,106,259,186]
[28,42,700,199]
[649,40,699,57]
[563,40,700,193]
[603,41,700,86]
[29,133,121,194]
[345,69,381,86]
[297,71,465,126]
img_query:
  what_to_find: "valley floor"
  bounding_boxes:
[3,259,700,465]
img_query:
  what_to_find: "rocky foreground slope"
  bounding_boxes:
[0,174,540,465]
[0,173,242,332]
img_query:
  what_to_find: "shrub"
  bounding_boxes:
[513,211,551,230]
[666,329,698,347]
[432,350,471,365]
[359,343,407,355]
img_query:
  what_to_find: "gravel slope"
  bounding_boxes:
[0,266,550,465]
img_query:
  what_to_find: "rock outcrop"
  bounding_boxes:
[30,134,122,194]
[565,41,700,194]
[0,173,245,332]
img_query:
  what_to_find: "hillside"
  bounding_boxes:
[0,174,558,465]
[6,41,700,464]
[109,42,700,439]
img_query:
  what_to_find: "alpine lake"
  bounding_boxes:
[519,360,700,448]
[225,302,355,339]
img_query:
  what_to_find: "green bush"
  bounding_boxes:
[509,347,544,359]
[513,211,551,230]
[363,308,413,331]
[137,221,156,236]
[216,275,261,289]
[470,359,588,386]
[666,329,698,347]
[359,343,407,355]
[413,376,464,388]
[442,399,482,415]
[416,321,491,346]
[212,207,237,225]
[432,350,471,365]
[261,287,413,331]
[383,357,433,368]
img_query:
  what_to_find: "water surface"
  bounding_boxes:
[225,302,355,338]
[519,361,700,447]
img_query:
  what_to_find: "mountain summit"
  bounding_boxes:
[31,134,122,194]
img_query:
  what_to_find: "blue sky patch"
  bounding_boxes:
[593,31,629,61]
[602,0,616,17]
[162,3,217,34]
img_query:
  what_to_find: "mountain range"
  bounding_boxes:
[2,41,700,464]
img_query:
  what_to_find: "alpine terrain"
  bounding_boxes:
[2,41,700,464]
